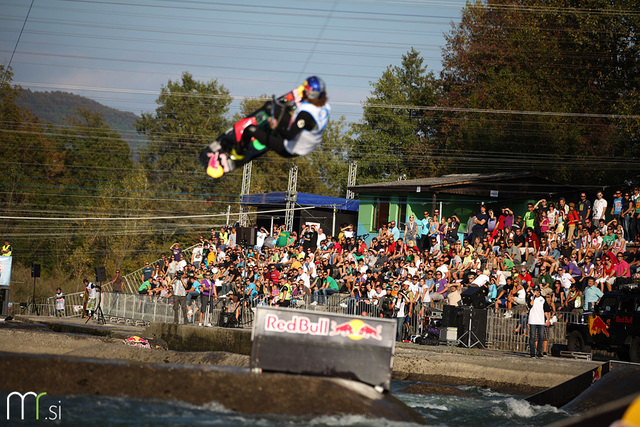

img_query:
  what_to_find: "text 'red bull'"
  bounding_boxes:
[265,314,330,336]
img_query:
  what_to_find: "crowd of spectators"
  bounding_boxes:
[132,189,640,341]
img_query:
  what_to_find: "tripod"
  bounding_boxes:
[85,286,106,324]
[457,306,485,349]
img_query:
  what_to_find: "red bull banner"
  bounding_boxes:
[251,307,396,390]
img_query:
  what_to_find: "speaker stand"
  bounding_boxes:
[457,306,485,349]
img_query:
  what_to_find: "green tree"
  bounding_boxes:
[137,72,232,194]
[57,107,133,198]
[438,0,640,185]
[351,48,442,183]
[0,66,63,209]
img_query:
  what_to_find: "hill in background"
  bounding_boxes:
[16,89,146,158]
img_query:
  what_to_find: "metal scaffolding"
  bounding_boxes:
[284,165,298,232]
[346,161,357,199]
[239,161,252,226]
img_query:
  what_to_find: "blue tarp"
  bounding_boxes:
[241,192,359,212]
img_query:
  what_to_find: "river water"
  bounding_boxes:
[8,381,572,426]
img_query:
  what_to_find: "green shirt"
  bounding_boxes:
[538,273,553,289]
[503,258,515,270]
[139,280,151,292]
[602,233,615,249]
[523,211,535,229]
[277,231,290,247]
[323,275,339,291]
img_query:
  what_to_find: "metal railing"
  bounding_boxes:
[101,292,255,327]
[33,245,199,318]
[25,287,584,351]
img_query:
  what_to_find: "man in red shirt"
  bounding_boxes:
[265,264,280,283]
[516,266,533,290]
[524,227,540,261]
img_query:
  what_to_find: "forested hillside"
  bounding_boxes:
[16,89,145,157]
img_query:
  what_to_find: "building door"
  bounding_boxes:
[376,201,389,231]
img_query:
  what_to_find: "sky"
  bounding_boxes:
[1,0,467,125]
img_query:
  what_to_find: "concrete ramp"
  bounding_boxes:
[561,363,640,413]
[0,352,425,424]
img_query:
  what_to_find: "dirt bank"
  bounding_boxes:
[0,327,249,367]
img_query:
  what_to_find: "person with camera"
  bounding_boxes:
[198,271,216,327]
[185,275,201,307]
[394,282,414,342]
[172,271,189,324]
[380,284,396,319]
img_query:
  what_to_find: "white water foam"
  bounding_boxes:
[306,414,423,427]
[492,397,565,419]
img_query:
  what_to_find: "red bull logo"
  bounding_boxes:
[265,314,330,336]
[589,315,610,337]
[330,319,383,341]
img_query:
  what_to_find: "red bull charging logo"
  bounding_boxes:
[330,319,383,341]
[588,315,610,337]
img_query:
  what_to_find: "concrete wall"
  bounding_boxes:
[145,322,252,354]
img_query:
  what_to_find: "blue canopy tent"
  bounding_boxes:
[241,192,359,237]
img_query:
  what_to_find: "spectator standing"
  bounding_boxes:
[83,278,97,319]
[394,282,413,341]
[566,204,580,241]
[610,190,623,223]
[632,187,640,242]
[191,243,203,268]
[315,227,325,249]
[111,269,123,293]
[523,203,536,230]
[141,262,153,283]
[55,287,65,317]
[592,192,608,222]
[256,227,268,252]
[1,240,11,256]
[170,242,183,262]
[577,193,592,222]
[419,211,431,251]
[583,277,603,311]
[172,274,189,324]
[528,286,550,358]
[199,272,216,326]
[228,227,237,249]
[621,192,634,242]
[404,215,418,246]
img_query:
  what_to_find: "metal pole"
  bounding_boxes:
[32,275,37,315]
[332,206,337,236]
